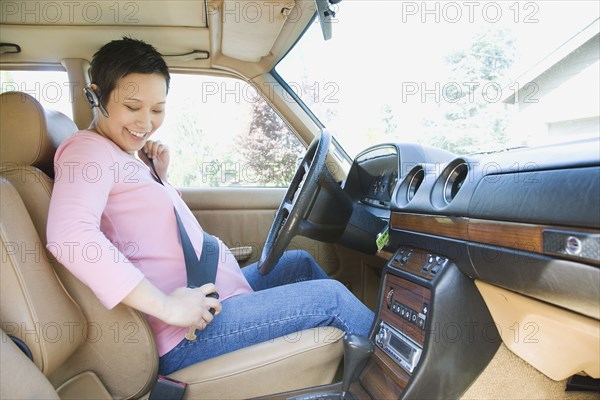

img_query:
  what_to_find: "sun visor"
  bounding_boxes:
[221,0,296,62]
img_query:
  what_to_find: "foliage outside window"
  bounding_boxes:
[154,74,304,187]
[276,1,599,157]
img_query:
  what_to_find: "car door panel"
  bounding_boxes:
[180,187,343,276]
[181,186,384,305]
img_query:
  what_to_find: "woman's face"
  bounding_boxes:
[94,72,167,154]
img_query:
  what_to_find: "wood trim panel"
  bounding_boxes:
[348,381,372,400]
[467,219,543,252]
[380,274,430,345]
[358,274,431,399]
[391,212,599,262]
[359,348,408,399]
[390,213,468,240]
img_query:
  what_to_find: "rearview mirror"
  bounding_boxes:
[315,0,341,40]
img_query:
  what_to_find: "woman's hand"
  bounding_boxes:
[122,280,222,331]
[138,140,170,183]
[162,284,222,330]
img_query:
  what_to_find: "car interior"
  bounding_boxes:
[1,1,599,399]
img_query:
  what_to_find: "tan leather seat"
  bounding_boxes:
[0,329,60,400]
[0,91,344,399]
[1,92,158,399]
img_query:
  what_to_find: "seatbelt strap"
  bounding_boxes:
[146,158,220,328]
[146,157,219,286]
[9,335,33,361]
[146,157,220,399]
[173,209,219,288]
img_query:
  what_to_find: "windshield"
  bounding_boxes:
[276,1,600,158]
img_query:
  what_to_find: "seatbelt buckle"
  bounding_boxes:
[184,291,220,340]
[149,375,187,400]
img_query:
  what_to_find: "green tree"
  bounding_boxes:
[446,29,516,83]
[168,114,203,186]
[425,28,517,154]
[0,71,15,93]
[382,104,398,135]
[168,111,223,187]
[236,96,305,186]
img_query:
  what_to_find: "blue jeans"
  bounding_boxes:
[158,250,375,375]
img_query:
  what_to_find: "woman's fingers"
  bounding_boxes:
[143,140,167,159]
[199,283,222,316]
[138,140,170,180]
[165,285,221,328]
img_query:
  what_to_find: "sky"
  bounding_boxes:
[2,1,598,157]
[276,0,600,155]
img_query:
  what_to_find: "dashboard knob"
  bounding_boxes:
[376,324,389,346]
[385,288,394,309]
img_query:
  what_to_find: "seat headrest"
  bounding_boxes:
[0,92,78,177]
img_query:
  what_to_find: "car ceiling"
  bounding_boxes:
[0,0,314,78]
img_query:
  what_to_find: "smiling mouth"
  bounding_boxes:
[127,128,149,138]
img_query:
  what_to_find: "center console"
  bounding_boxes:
[271,243,501,400]
[353,246,500,399]
[375,274,427,375]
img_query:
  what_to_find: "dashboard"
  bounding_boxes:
[342,143,455,222]
[338,138,600,399]
[354,146,399,208]
[343,139,599,315]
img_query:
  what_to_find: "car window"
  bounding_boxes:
[0,70,74,119]
[153,74,305,187]
[276,1,600,158]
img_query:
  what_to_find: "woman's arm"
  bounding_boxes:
[122,279,221,329]
[47,135,145,308]
[47,135,221,329]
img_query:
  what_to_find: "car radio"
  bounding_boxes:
[375,321,423,374]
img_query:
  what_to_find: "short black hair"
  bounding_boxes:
[89,37,170,107]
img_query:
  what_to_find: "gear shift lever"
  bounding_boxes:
[341,334,375,400]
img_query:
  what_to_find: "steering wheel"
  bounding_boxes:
[257,130,332,275]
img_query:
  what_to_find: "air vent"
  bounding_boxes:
[432,159,469,208]
[396,165,425,207]
[443,162,468,204]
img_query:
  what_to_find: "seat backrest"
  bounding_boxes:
[0,92,158,399]
[0,176,87,375]
[0,329,60,400]
[0,91,74,241]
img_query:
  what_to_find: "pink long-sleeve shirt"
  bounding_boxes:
[46,131,253,356]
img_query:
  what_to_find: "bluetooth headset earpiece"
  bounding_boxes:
[83,86,109,118]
